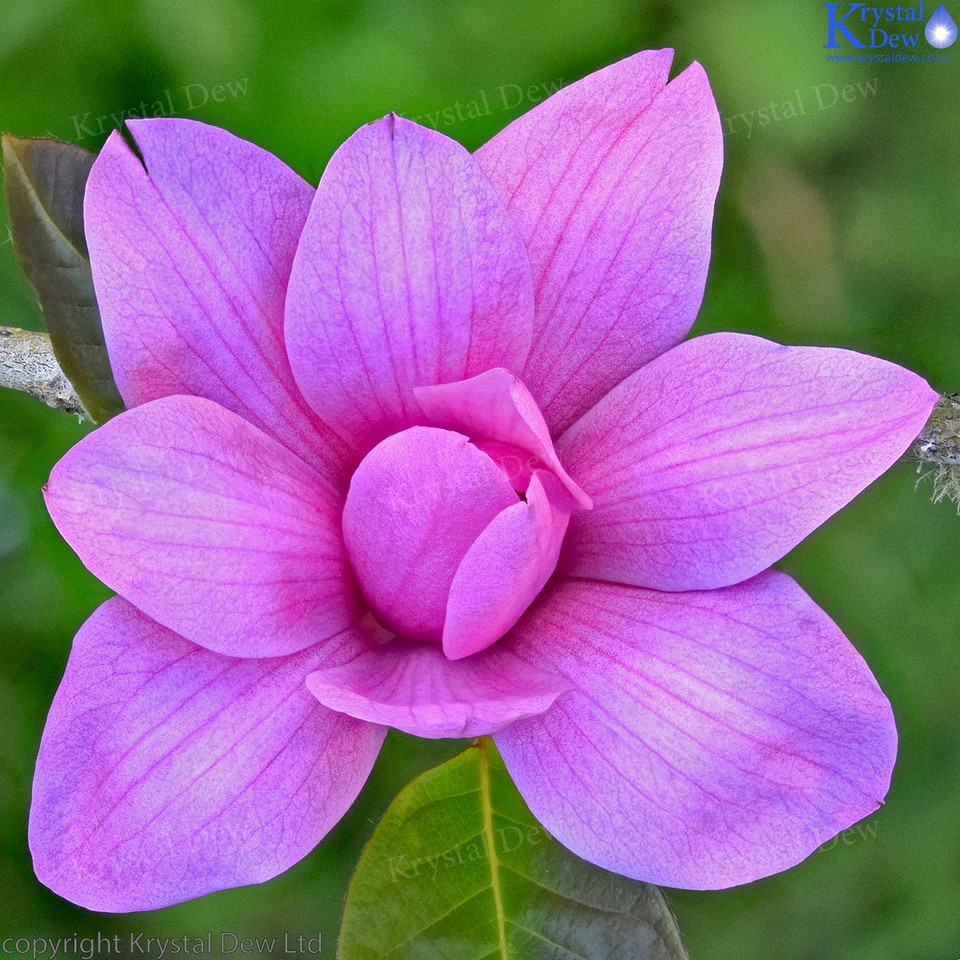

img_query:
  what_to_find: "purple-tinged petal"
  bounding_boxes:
[84,118,349,486]
[415,368,591,509]
[471,439,539,492]
[30,598,385,912]
[44,395,363,658]
[443,471,570,660]
[475,50,723,434]
[307,637,572,739]
[558,333,938,591]
[342,426,516,643]
[285,115,535,453]
[494,571,896,889]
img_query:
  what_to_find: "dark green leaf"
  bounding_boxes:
[340,739,688,960]
[2,134,124,422]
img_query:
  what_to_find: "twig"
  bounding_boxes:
[1,328,959,508]
[0,325,87,417]
[903,393,960,466]
[902,393,960,508]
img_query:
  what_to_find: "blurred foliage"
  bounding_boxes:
[0,0,958,957]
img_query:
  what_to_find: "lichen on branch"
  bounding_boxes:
[0,325,87,417]
[903,393,960,508]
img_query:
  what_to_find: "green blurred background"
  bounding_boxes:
[1,0,958,957]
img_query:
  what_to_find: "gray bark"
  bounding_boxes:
[0,326,87,417]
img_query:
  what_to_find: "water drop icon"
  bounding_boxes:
[925,4,958,47]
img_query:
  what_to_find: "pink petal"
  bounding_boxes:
[285,115,535,453]
[44,395,363,658]
[470,439,540,492]
[558,333,938,591]
[30,598,385,911]
[306,636,572,739]
[84,118,348,485]
[494,571,897,889]
[415,368,592,509]
[342,426,516,643]
[443,471,570,660]
[475,50,723,434]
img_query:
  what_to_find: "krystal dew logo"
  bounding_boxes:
[823,2,958,48]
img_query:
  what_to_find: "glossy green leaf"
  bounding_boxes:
[2,133,123,422]
[339,739,688,960]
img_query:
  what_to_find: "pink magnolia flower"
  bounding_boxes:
[32,49,935,912]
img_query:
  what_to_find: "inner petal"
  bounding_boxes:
[471,439,540,494]
[342,426,516,642]
[443,470,570,660]
[306,639,573,739]
[415,368,592,510]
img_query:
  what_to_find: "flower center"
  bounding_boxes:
[342,425,571,659]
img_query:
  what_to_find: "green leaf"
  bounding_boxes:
[2,133,124,422]
[339,739,688,960]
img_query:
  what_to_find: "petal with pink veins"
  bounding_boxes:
[415,368,592,509]
[307,637,572,739]
[44,395,363,658]
[494,571,897,889]
[475,49,723,434]
[443,471,571,660]
[30,598,385,912]
[84,118,348,484]
[558,333,938,591]
[285,115,535,453]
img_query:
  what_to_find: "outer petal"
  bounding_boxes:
[285,115,535,453]
[443,471,570,660]
[475,50,723,434]
[84,118,348,484]
[494,572,897,889]
[307,637,572,739]
[30,598,385,912]
[415,368,591,509]
[342,426,516,643]
[558,333,938,591]
[44,395,363,658]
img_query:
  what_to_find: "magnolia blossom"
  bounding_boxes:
[32,49,935,912]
